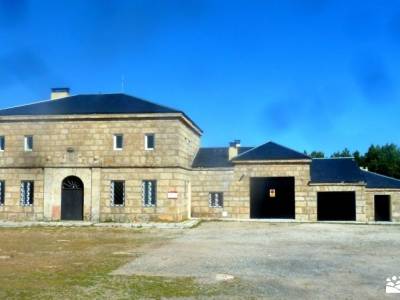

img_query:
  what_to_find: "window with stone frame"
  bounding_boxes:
[113,134,123,150]
[142,180,157,206]
[20,181,34,206]
[0,181,4,205]
[110,180,125,206]
[209,192,223,208]
[24,135,33,151]
[145,134,155,150]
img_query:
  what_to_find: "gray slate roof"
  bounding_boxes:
[193,147,400,189]
[233,141,310,161]
[0,93,202,132]
[310,158,363,183]
[192,147,253,168]
[361,170,400,189]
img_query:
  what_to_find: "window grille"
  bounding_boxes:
[209,192,223,208]
[142,180,157,206]
[21,181,34,206]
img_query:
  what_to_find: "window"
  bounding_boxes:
[110,181,125,206]
[209,192,223,208]
[145,134,155,150]
[0,136,4,151]
[0,181,4,205]
[142,180,156,206]
[24,136,33,151]
[113,134,123,150]
[20,181,34,206]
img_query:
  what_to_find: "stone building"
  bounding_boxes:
[0,88,399,223]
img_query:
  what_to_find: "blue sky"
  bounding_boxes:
[0,0,399,155]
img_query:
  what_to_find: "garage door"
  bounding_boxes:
[250,177,295,219]
[317,191,356,221]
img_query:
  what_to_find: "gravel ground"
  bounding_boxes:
[113,221,400,299]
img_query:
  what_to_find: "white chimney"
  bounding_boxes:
[51,88,70,100]
[228,139,241,160]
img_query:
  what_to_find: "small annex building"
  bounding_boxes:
[0,89,399,223]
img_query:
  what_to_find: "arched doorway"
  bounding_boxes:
[61,176,84,221]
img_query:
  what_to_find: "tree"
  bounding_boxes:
[364,144,400,178]
[310,151,325,158]
[331,148,352,158]
[353,150,365,166]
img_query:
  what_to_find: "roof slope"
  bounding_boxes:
[192,147,253,168]
[0,93,202,132]
[362,170,400,189]
[0,93,180,116]
[233,141,310,161]
[310,158,363,183]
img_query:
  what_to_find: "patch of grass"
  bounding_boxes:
[0,227,244,299]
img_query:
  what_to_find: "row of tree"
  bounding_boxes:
[304,144,400,179]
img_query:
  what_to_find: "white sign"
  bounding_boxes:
[167,192,178,199]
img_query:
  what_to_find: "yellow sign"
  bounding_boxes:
[269,189,276,198]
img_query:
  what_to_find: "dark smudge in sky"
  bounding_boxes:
[353,54,394,103]
[0,50,57,96]
[0,0,28,27]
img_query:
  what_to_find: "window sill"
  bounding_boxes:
[111,205,125,208]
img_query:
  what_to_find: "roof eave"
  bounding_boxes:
[0,112,202,135]
[309,181,366,186]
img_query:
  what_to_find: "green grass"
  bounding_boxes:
[0,227,243,299]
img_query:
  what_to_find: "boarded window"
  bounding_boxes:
[25,136,33,151]
[145,134,155,150]
[0,136,4,151]
[0,181,4,205]
[142,180,157,206]
[21,181,34,206]
[114,134,123,150]
[209,192,223,208]
[111,181,125,206]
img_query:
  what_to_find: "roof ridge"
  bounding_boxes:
[268,141,311,159]
[233,140,309,160]
[232,142,267,159]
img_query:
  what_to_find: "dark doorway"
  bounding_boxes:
[375,195,391,221]
[61,176,84,221]
[317,192,356,221]
[250,177,295,219]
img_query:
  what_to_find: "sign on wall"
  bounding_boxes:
[269,189,276,198]
[167,191,178,199]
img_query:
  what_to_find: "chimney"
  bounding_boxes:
[228,139,241,160]
[51,87,70,100]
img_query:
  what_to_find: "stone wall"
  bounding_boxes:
[365,189,400,222]
[0,168,44,221]
[99,168,191,222]
[191,162,313,220]
[0,116,200,169]
[308,184,366,222]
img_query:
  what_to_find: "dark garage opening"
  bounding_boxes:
[374,195,391,222]
[250,177,295,219]
[317,191,356,221]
